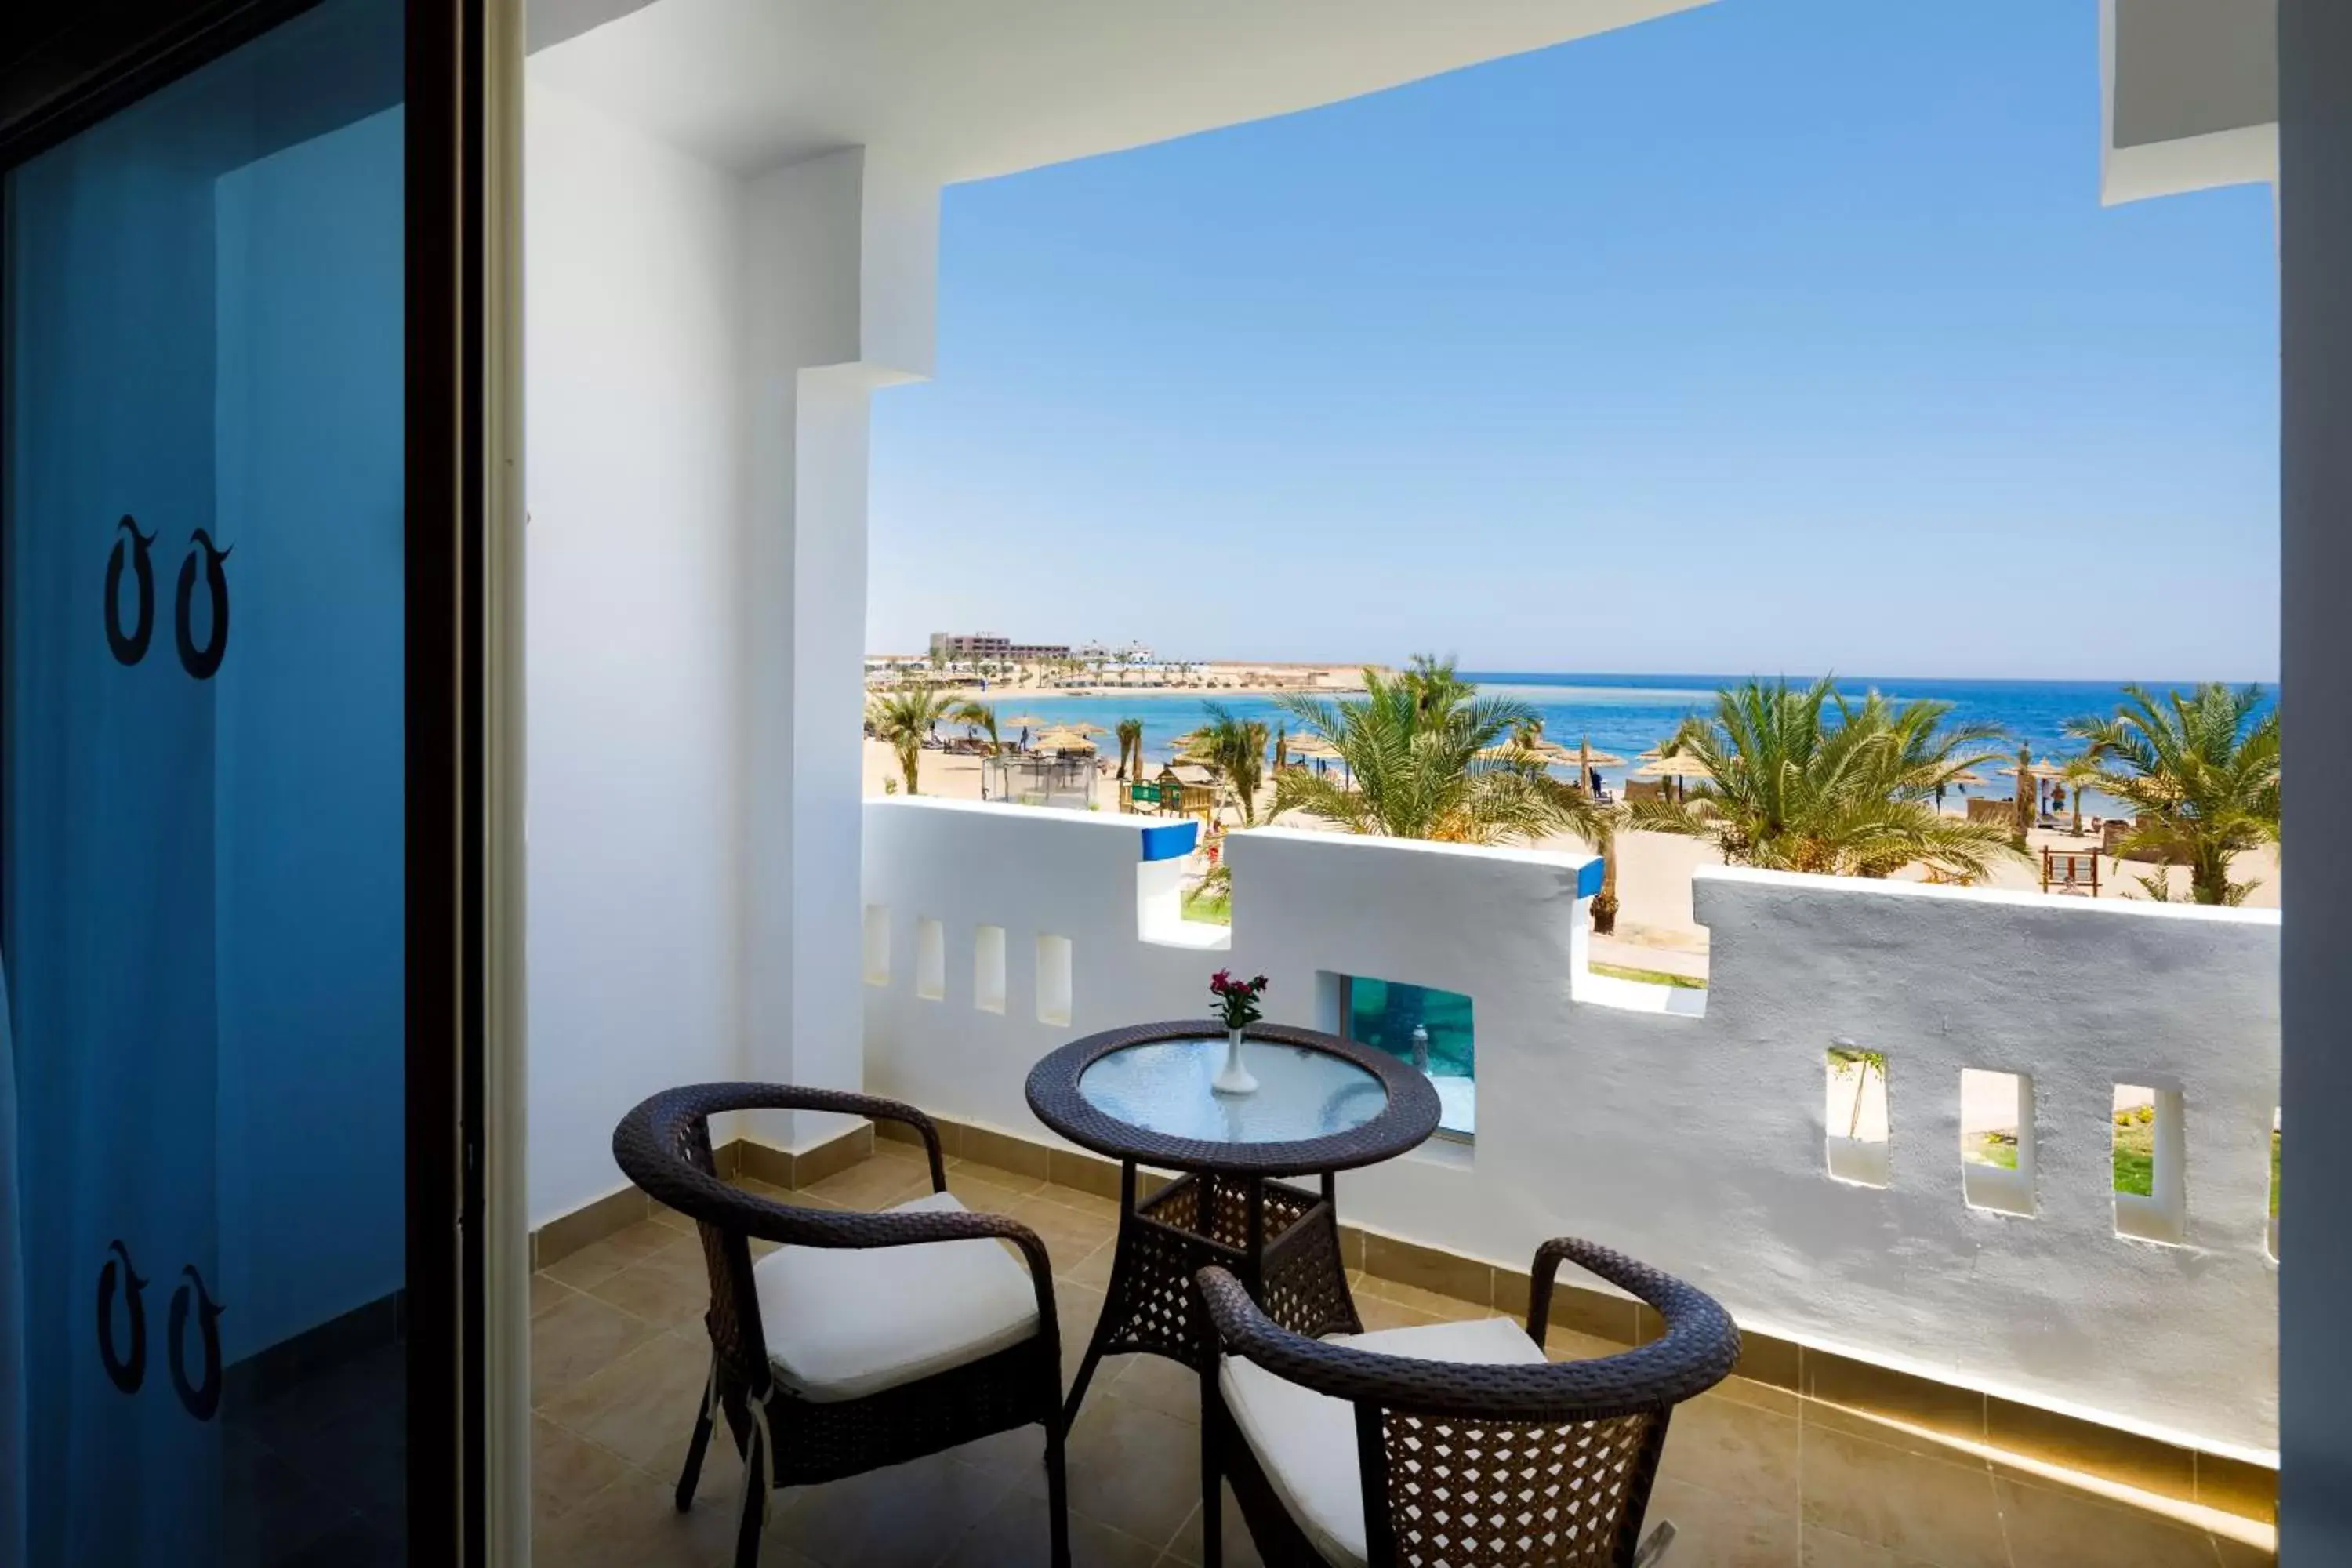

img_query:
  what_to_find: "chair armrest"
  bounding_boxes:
[1526,1237,1733,1360]
[1197,1257,1737,1423]
[619,1082,946,1192]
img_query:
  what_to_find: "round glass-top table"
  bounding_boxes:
[1026,1021,1441,1420]
[1076,1035,1388,1148]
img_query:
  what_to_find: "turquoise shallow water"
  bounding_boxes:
[964,670,2274,820]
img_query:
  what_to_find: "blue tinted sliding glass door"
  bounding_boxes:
[2,0,416,1560]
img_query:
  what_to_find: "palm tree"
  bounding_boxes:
[867,684,956,795]
[1272,666,1565,844]
[1628,676,2024,882]
[952,700,1001,755]
[1399,652,1475,721]
[1185,702,1271,825]
[2063,684,2279,906]
[1114,717,1145,782]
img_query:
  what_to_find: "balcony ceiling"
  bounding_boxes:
[524,0,1713,180]
[2101,0,2277,204]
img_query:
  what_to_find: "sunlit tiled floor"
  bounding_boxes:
[529,1144,2275,1567]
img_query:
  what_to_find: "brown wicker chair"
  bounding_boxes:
[612,1083,1070,1568]
[1194,1239,1740,1567]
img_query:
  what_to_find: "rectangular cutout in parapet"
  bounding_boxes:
[1340,973,1475,1142]
[1824,1041,1889,1187]
[973,924,1007,1014]
[1960,1069,2034,1217]
[862,904,891,987]
[914,917,945,1002]
[1036,934,1073,1027]
[2112,1083,2185,1244]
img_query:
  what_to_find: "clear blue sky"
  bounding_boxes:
[868,0,2278,681]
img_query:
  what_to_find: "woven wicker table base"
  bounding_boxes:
[1065,1165,1360,1422]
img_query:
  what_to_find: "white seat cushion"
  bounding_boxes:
[753,1189,1040,1403]
[1219,1316,1548,1568]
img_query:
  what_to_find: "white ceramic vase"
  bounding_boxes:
[1212,1025,1259,1095]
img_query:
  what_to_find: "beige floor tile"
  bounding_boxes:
[1543,1325,1628,1363]
[1064,1392,1207,1546]
[1158,1486,1268,1567]
[768,1450,1018,1567]
[543,1219,688,1292]
[1351,1294,1443,1333]
[1645,1476,1798,1566]
[798,1156,934,1213]
[532,1415,638,1534]
[1036,1182,1124,1221]
[949,1422,1056,1483]
[588,1239,714,1332]
[1800,1523,1939,1566]
[1712,1374,1806,1420]
[1005,1192,1120,1269]
[1799,1425,2009,1568]
[1995,1475,2225,1568]
[540,1330,714,1475]
[1658,1395,1802,1512]
[648,1202,699,1236]
[952,1158,1051,1197]
[947,1163,1047,1214]
[1806,1395,1995,1468]
[1059,1236,1119,1292]
[1059,1283,1109,1394]
[938,1483,1166,1568]
[532,1272,579,1320]
[1352,1272,1493,1322]
[2211,1530,2278,1565]
[532,1288,663,1406]
[1104,1353,1204,1426]
[533,1473,741,1568]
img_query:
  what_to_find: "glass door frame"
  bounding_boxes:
[0,0,510,1561]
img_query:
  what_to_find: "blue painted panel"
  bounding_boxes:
[1575,858,1606,899]
[1139,821,1199,862]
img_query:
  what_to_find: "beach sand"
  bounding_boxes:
[862,738,2281,982]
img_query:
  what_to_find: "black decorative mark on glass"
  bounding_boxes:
[103,517,157,666]
[173,529,231,681]
[168,1265,223,1422]
[96,1239,149,1394]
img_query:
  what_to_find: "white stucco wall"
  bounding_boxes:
[524,79,748,1224]
[525,92,942,1223]
[862,799,2281,1455]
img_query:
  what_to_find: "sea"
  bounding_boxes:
[964,671,2276,821]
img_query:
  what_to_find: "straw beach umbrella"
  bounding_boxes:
[1632,751,1704,803]
[1036,728,1097,753]
[1281,730,1348,786]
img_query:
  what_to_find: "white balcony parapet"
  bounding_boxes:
[861,797,2281,1458]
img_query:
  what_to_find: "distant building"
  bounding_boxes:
[929,631,1070,662]
[1075,639,1156,664]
